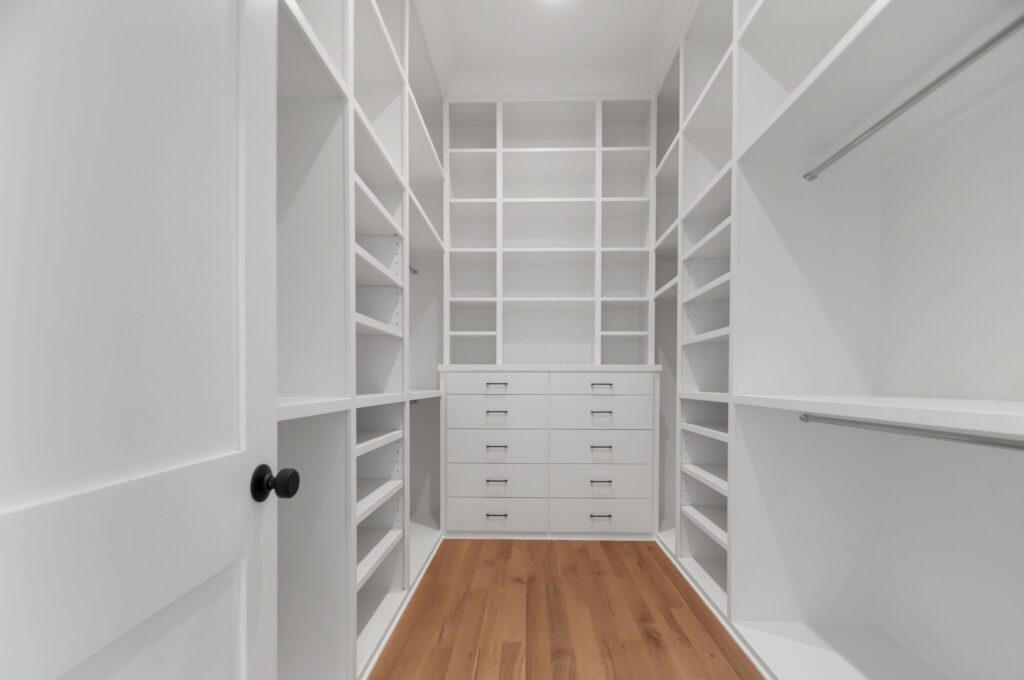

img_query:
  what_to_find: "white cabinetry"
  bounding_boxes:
[442,368,660,537]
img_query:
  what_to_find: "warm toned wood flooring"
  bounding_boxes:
[370,540,762,680]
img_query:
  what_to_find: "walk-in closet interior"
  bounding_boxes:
[5,0,1022,678]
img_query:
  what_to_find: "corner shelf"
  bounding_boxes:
[681,504,728,549]
[681,422,730,444]
[355,478,404,523]
[682,462,729,496]
[355,429,404,458]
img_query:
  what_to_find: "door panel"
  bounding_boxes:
[0,0,277,677]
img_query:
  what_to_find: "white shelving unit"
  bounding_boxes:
[446,98,654,366]
[651,2,1024,680]
[274,2,446,678]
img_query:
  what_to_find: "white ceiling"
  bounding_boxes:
[413,0,695,97]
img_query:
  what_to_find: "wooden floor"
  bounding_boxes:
[370,540,762,680]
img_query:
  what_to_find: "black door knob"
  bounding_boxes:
[251,464,301,502]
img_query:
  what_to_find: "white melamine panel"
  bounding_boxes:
[450,336,498,365]
[603,148,651,198]
[447,498,549,533]
[445,372,549,394]
[450,301,497,332]
[504,251,595,298]
[503,201,596,248]
[450,202,497,248]
[450,102,498,149]
[450,152,497,199]
[657,52,681,164]
[550,372,653,395]
[502,101,596,148]
[549,464,652,499]
[601,300,649,332]
[602,200,651,247]
[682,0,732,119]
[549,395,653,430]
[446,395,550,429]
[447,463,549,498]
[353,0,404,169]
[447,429,549,464]
[549,430,653,465]
[503,151,596,199]
[450,251,497,297]
[503,303,595,365]
[602,100,651,148]
[549,499,652,534]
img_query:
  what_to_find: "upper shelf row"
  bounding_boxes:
[450,100,652,150]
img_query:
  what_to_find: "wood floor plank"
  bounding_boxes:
[369,540,761,680]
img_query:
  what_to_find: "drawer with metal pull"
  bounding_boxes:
[549,429,652,464]
[446,394,549,429]
[447,463,548,497]
[445,372,548,395]
[446,429,549,463]
[549,395,652,429]
[446,498,549,533]
[549,372,653,395]
[548,499,652,533]
[549,464,652,498]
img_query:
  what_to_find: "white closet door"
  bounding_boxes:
[0,1,277,678]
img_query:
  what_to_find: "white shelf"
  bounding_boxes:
[655,132,681,177]
[652,278,677,301]
[408,516,442,582]
[355,175,402,237]
[679,391,730,404]
[678,555,727,613]
[355,527,404,590]
[681,163,731,222]
[682,272,731,304]
[602,330,649,337]
[356,589,405,676]
[355,244,403,288]
[733,394,1024,440]
[355,478,404,523]
[409,193,444,253]
[503,296,596,303]
[681,422,730,444]
[355,313,403,339]
[684,217,730,260]
[736,622,947,680]
[682,463,729,496]
[681,504,728,549]
[355,428,404,458]
[683,327,730,346]
[276,396,352,421]
[278,0,348,100]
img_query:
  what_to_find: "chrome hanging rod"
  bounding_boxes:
[803,12,1024,181]
[798,413,1024,451]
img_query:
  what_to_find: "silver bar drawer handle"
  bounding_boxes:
[590,479,613,485]
[485,445,509,450]
[590,514,613,519]
[590,445,613,450]
[590,410,613,415]
[485,479,509,484]
[486,410,509,414]
[591,382,613,387]
[485,513,508,518]
[485,382,508,386]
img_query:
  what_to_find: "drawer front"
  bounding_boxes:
[447,395,549,429]
[549,430,653,464]
[446,372,548,395]
[550,464,652,499]
[447,429,549,463]
[549,499,652,534]
[447,463,548,498]
[549,395,652,429]
[550,372,653,395]
[447,498,548,533]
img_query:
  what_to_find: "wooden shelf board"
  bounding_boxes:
[355,478,404,523]
[355,428,404,458]
[355,313,403,339]
[683,326,730,345]
[681,422,730,444]
[682,272,731,304]
[356,527,404,591]
[355,245,403,288]
[682,463,729,496]
[681,504,728,549]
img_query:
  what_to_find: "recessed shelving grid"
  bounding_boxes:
[446,97,656,366]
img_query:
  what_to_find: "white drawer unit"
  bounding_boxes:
[549,429,653,464]
[549,464,652,499]
[443,369,658,537]
[549,395,653,429]
[447,463,548,498]
[549,499,653,534]
[549,372,653,395]
[446,498,549,533]
[446,429,549,463]
[446,394,549,429]
[445,372,548,395]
